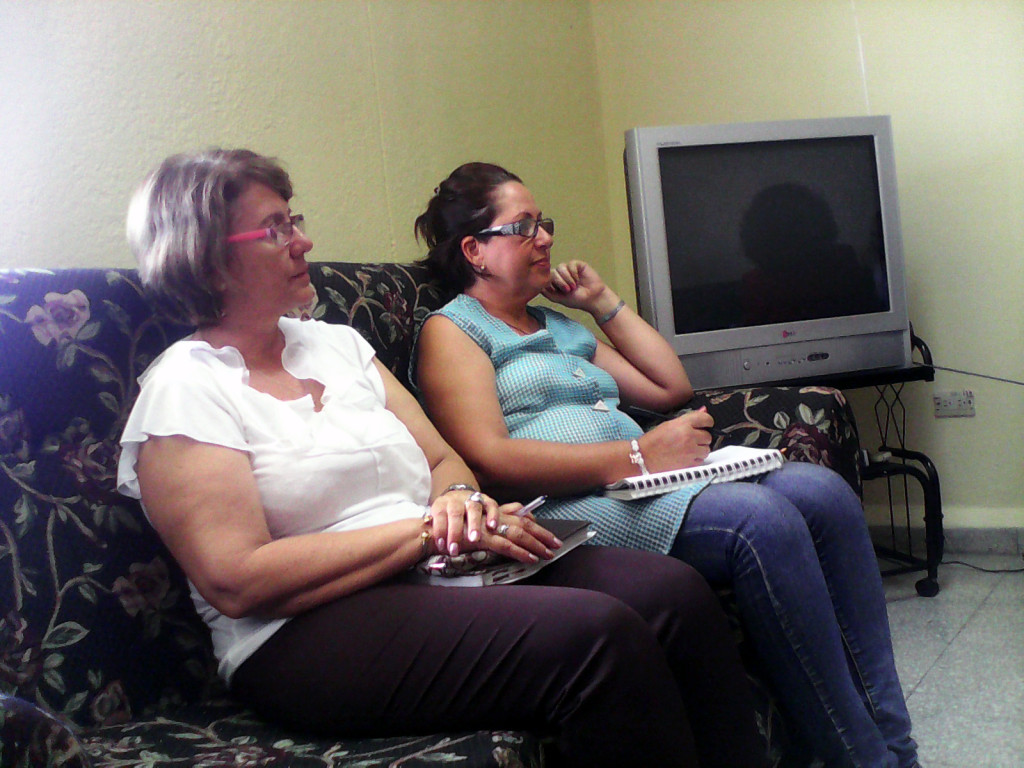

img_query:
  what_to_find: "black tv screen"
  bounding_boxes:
[658,136,891,335]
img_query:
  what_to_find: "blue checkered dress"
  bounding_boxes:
[432,294,709,554]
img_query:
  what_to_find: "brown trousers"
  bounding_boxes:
[232,546,766,768]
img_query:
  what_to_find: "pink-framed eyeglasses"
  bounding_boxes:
[227,214,306,247]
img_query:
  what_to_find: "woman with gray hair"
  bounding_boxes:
[116,149,768,768]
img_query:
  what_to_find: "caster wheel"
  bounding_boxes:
[915,577,940,597]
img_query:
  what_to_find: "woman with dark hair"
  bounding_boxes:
[413,162,921,768]
[116,149,768,768]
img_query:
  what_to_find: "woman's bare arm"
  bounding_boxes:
[416,315,712,500]
[136,435,431,619]
[373,358,557,557]
[544,260,694,410]
[136,364,560,619]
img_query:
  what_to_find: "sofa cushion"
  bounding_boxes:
[79,699,543,767]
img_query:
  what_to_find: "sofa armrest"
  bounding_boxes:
[631,386,862,496]
[0,694,91,768]
[695,386,863,495]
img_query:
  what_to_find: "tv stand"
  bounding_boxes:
[855,356,942,597]
[750,338,943,597]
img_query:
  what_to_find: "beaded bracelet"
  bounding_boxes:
[629,439,650,476]
[597,299,626,326]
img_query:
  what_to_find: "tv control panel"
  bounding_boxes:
[682,330,911,390]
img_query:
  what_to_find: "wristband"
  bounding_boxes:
[629,439,650,476]
[597,299,626,326]
[440,483,477,496]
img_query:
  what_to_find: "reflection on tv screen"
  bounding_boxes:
[659,136,891,335]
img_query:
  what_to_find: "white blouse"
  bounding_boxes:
[117,317,432,682]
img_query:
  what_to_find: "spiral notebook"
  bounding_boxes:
[604,445,785,500]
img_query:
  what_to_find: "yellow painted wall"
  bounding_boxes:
[3,0,1022,529]
[0,0,611,274]
[590,0,1024,530]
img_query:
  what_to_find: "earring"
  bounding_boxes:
[472,262,490,276]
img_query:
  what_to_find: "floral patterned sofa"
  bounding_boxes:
[0,261,862,767]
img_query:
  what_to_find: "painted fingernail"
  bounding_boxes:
[448,542,459,556]
[468,530,479,542]
[437,538,446,552]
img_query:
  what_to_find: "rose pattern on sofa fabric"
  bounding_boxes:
[2,262,861,767]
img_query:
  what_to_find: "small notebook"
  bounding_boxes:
[407,519,594,588]
[603,445,785,500]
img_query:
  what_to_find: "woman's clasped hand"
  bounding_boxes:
[425,486,558,560]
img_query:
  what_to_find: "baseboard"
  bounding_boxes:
[870,525,1024,556]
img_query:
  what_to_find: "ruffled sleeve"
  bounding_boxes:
[116,343,250,500]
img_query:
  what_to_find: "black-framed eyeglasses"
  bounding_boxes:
[227,214,306,247]
[475,216,554,240]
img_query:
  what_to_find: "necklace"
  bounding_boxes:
[504,320,535,336]
[472,294,538,335]
[500,313,538,336]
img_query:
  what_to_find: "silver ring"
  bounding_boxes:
[468,491,484,504]
[496,523,510,537]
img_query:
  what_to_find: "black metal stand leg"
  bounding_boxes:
[863,452,944,597]
[889,448,943,596]
[861,380,944,597]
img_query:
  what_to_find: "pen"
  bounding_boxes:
[625,405,672,423]
[628,406,728,438]
[516,495,547,517]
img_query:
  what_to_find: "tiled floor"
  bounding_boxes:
[884,553,1024,767]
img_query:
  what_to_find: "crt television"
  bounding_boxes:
[624,115,912,390]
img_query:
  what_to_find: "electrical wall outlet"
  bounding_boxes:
[933,389,975,418]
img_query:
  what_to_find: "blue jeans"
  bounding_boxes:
[670,463,918,768]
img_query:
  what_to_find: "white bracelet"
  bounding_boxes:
[597,299,626,326]
[629,439,650,476]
